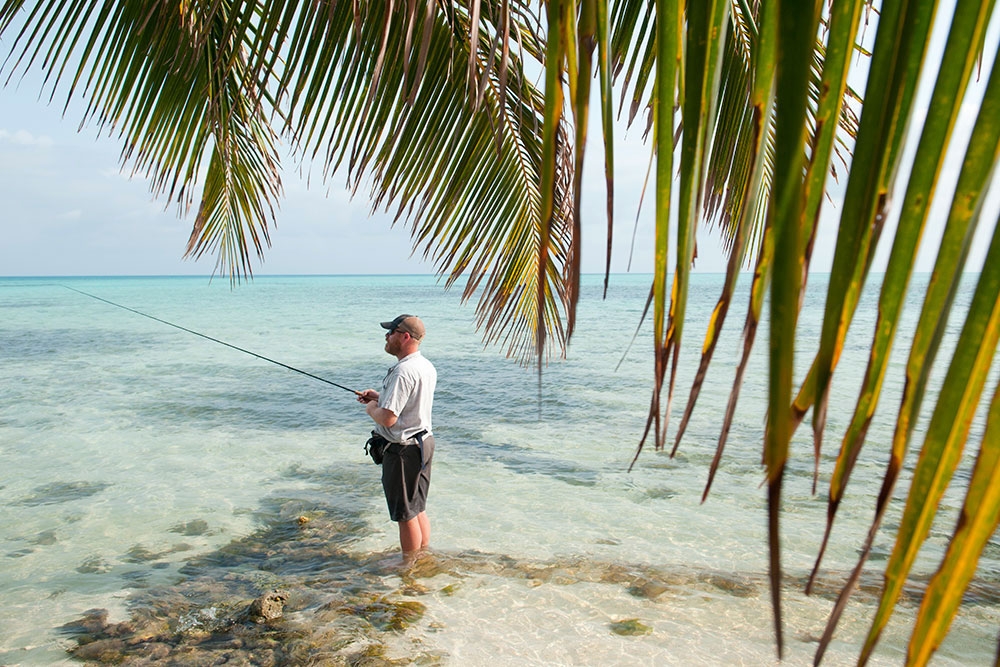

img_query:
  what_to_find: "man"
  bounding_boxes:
[358,314,437,556]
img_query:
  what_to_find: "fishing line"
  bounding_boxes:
[62,284,361,396]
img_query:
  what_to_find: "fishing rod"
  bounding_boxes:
[62,284,362,397]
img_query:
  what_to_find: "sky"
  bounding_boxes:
[0,7,997,278]
[0,54,683,277]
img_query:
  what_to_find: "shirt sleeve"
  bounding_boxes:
[379,368,415,417]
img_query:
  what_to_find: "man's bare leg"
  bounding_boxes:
[398,516,423,553]
[417,511,430,549]
[398,512,431,554]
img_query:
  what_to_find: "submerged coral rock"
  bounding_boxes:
[337,594,427,632]
[72,638,126,662]
[235,589,289,624]
[61,608,111,639]
[609,618,652,636]
[169,519,210,536]
[628,579,670,600]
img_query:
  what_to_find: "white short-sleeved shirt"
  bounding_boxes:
[376,351,436,443]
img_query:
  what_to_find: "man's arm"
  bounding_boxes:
[366,400,398,428]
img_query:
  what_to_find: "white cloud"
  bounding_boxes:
[0,128,54,146]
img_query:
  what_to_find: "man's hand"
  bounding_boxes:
[357,389,379,404]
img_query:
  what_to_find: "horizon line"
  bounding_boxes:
[0,270,950,279]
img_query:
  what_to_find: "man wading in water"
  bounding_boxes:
[358,315,437,556]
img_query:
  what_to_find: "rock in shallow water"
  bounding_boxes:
[609,618,653,636]
[234,589,289,624]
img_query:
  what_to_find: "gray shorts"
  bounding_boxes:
[381,435,434,522]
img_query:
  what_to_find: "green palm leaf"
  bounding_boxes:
[797,0,866,490]
[861,215,1000,664]
[1,0,575,363]
[808,0,997,589]
[764,1,821,657]
[594,0,615,297]
[637,0,679,455]
[687,0,777,498]
[809,0,937,460]
[662,0,728,458]
[671,0,863,465]
[811,6,1000,663]
[907,380,1000,664]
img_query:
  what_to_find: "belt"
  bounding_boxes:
[392,429,428,445]
[395,430,429,469]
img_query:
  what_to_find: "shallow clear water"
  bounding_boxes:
[0,274,996,665]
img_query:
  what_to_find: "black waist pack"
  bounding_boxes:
[365,431,390,465]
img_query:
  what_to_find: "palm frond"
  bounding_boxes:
[2,0,283,282]
[763,2,822,658]
[635,0,679,458]
[808,0,997,591]
[808,0,937,460]
[678,0,777,487]
[0,0,575,363]
[861,215,1000,663]
[814,27,1000,661]
[267,1,573,365]
[907,378,1000,664]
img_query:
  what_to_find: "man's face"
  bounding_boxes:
[384,328,402,355]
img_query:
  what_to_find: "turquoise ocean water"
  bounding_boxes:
[1,274,997,665]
